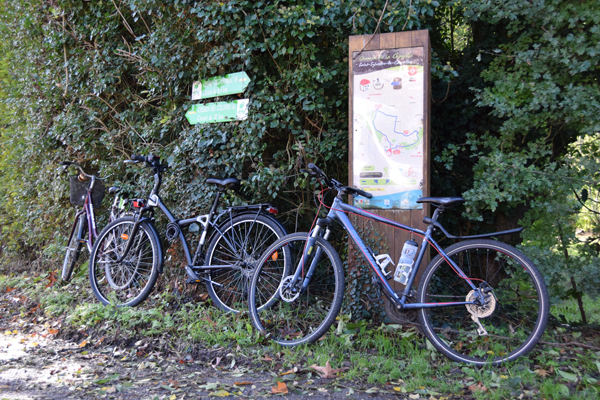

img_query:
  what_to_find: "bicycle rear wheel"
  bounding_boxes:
[205,213,287,313]
[89,217,160,307]
[417,239,549,365]
[61,215,87,282]
[248,232,345,346]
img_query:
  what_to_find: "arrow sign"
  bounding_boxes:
[185,99,249,125]
[191,72,250,100]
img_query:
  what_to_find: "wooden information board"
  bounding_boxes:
[348,30,431,294]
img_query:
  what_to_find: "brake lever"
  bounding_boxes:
[124,160,139,164]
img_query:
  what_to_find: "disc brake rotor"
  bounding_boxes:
[466,290,496,318]
[278,276,301,303]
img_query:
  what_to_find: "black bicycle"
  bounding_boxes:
[89,154,287,311]
[248,163,549,365]
[60,161,131,282]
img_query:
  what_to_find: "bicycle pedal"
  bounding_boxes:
[185,266,201,282]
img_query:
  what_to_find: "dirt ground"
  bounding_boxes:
[0,292,403,400]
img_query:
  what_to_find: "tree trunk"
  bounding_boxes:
[557,219,588,324]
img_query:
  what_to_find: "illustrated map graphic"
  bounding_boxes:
[352,47,424,209]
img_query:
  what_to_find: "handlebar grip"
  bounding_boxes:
[131,154,146,163]
[352,188,373,199]
[307,163,323,176]
[307,163,332,186]
[60,161,72,166]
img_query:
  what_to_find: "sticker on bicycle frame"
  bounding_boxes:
[352,47,424,209]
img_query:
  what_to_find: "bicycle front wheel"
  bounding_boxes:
[248,232,345,347]
[205,213,287,313]
[62,215,87,282]
[89,217,161,307]
[417,239,549,365]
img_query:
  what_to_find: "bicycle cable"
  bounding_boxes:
[313,177,483,285]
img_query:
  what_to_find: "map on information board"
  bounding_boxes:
[352,47,424,209]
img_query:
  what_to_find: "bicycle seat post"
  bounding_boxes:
[430,205,444,222]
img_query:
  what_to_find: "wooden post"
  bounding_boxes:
[348,30,431,299]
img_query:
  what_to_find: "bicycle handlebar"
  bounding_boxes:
[307,163,332,187]
[59,161,102,180]
[127,154,169,199]
[131,154,146,163]
[305,163,373,199]
[129,154,168,170]
[345,186,373,199]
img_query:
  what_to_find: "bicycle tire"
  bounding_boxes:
[61,214,86,282]
[205,213,287,313]
[89,216,161,307]
[417,239,549,365]
[248,232,345,346]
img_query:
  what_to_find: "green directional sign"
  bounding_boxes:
[185,99,249,125]
[191,72,250,100]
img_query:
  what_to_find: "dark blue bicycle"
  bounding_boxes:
[248,163,549,365]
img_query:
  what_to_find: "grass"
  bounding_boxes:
[551,294,600,325]
[1,270,600,399]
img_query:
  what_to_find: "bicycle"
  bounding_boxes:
[60,161,131,282]
[248,163,549,365]
[89,154,288,311]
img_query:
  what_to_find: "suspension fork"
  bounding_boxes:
[286,222,332,292]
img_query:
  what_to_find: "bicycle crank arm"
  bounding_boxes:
[184,266,224,287]
[193,264,239,270]
[403,301,476,309]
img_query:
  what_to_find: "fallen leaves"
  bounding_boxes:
[94,336,105,347]
[201,311,216,328]
[557,369,578,382]
[309,360,347,379]
[534,368,551,377]
[45,271,57,288]
[468,382,488,393]
[78,340,88,348]
[271,381,288,394]
[209,389,230,397]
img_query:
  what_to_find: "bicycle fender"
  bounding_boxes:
[226,211,288,235]
[145,220,165,274]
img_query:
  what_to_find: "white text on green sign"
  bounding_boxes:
[191,72,250,100]
[185,99,249,125]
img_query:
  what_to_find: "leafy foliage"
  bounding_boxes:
[0,0,440,255]
[1,0,599,319]
[431,0,600,314]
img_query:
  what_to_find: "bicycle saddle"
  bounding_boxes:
[416,197,465,208]
[206,177,241,192]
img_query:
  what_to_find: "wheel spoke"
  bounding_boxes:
[420,241,548,365]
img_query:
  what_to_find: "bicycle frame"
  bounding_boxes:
[68,177,100,252]
[294,196,484,311]
[121,186,279,284]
